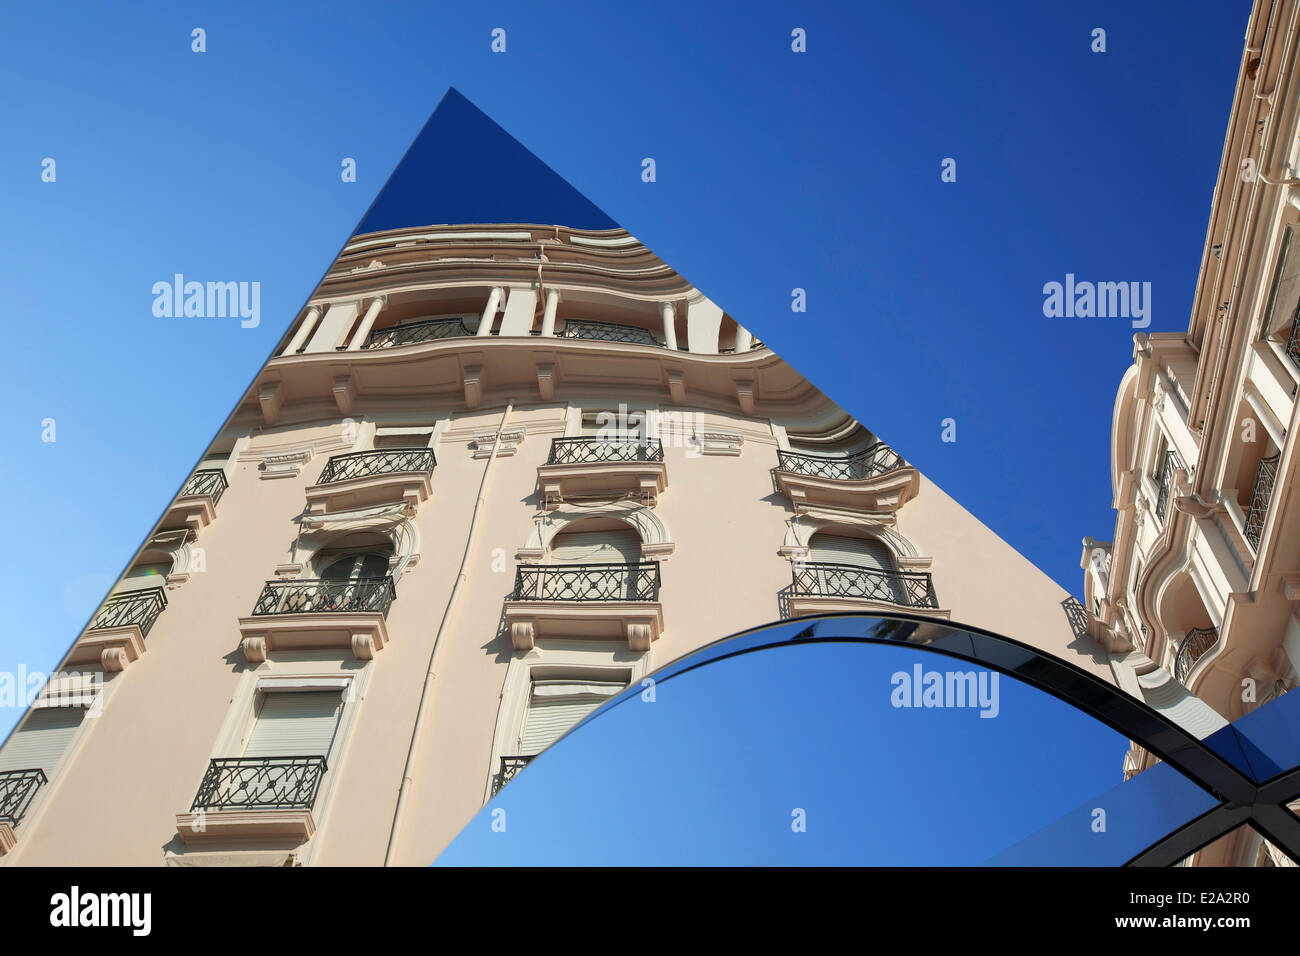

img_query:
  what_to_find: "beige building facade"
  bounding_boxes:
[3,222,1127,867]
[1083,0,1300,866]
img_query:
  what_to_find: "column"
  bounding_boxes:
[540,288,561,336]
[346,297,386,351]
[283,305,322,355]
[661,301,679,351]
[478,286,504,336]
[734,325,753,352]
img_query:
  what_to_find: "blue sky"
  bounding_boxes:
[0,0,1248,753]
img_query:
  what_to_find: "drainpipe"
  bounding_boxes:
[383,399,514,866]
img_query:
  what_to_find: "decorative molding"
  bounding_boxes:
[257,447,315,480]
[471,427,526,459]
[696,430,743,457]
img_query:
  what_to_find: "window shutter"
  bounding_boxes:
[0,706,85,775]
[549,529,641,564]
[518,682,624,754]
[117,562,171,592]
[243,691,343,759]
[810,534,893,571]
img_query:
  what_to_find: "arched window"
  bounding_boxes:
[807,531,903,604]
[548,523,641,564]
[319,552,391,582]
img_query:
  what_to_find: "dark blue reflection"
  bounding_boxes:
[436,637,1210,865]
[1202,689,1300,785]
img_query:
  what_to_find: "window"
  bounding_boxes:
[549,526,641,564]
[319,551,390,582]
[117,559,171,592]
[0,705,86,781]
[582,409,646,441]
[373,423,434,450]
[518,678,626,755]
[243,690,343,760]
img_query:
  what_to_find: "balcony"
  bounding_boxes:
[176,757,326,846]
[1175,626,1220,683]
[160,468,229,535]
[787,563,944,618]
[0,769,47,854]
[773,443,919,514]
[504,562,664,652]
[1288,308,1300,372]
[238,576,397,662]
[1244,452,1281,551]
[67,586,168,672]
[561,319,663,348]
[1155,450,1181,522]
[363,316,473,350]
[537,438,668,508]
[491,755,535,797]
[304,448,436,518]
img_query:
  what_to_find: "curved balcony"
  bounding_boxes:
[68,586,168,672]
[538,438,667,508]
[773,443,918,514]
[161,468,229,535]
[177,756,326,847]
[788,562,942,618]
[305,448,436,518]
[363,316,473,350]
[560,319,663,348]
[505,562,664,652]
[1175,626,1220,683]
[239,576,397,662]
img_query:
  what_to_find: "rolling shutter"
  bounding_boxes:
[243,691,343,759]
[0,706,85,775]
[810,533,893,571]
[549,529,641,564]
[518,681,624,754]
[117,561,171,592]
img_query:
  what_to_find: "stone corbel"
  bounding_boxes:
[666,369,686,404]
[626,622,654,652]
[258,381,282,426]
[332,375,356,416]
[463,365,483,408]
[511,620,536,651]
[733,379,755,415]
[536,363,555,401]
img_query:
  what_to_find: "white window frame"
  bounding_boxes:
[198,656,371,866]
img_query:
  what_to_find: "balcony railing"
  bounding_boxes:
[791,562,939,609]
[1155,451,1181,522]
[0,769,47,826]
[1175,626,1220,682]
[561,319,663,348]
[776,442,905,481]
[251,576,397,616]
[1287,307,1300,372]
[546,437,664,465]
[317,448,436,485]
[87,587,167,637]
[1244,452,1281,551]
[511,562,661,602]
[491,755,535,796]
[180,468,228,504]
[190,756,327,811]
[363,317,473,350]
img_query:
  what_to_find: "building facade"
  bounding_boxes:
[1083,0,1300,866]
[2,223,1111,866]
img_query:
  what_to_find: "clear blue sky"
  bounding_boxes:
[0,0,1248,761]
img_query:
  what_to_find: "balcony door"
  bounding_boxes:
[808,533,902,603]
[244,691,344,761]
[0,706,86,778]
[518,679,626,756]
[546,527,642,600]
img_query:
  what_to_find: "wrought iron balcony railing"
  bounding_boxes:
[87,587,167,637]
[1175,626,1220,683]
[491,755,535,796]
[1288,306,1300,372]
[180,468,228,504]
[0,768,47,826]
[776,442,905,481]
[561,319,663,348]
[1244,452,1281,551]
[251,576,397,617]
[316,448,436,485]
[190,756,327,812]
[791,562,939,609]
[511,562,661,602]
[546,437,664,465]
[363,317,473,350]
[1155,450,1181,522]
